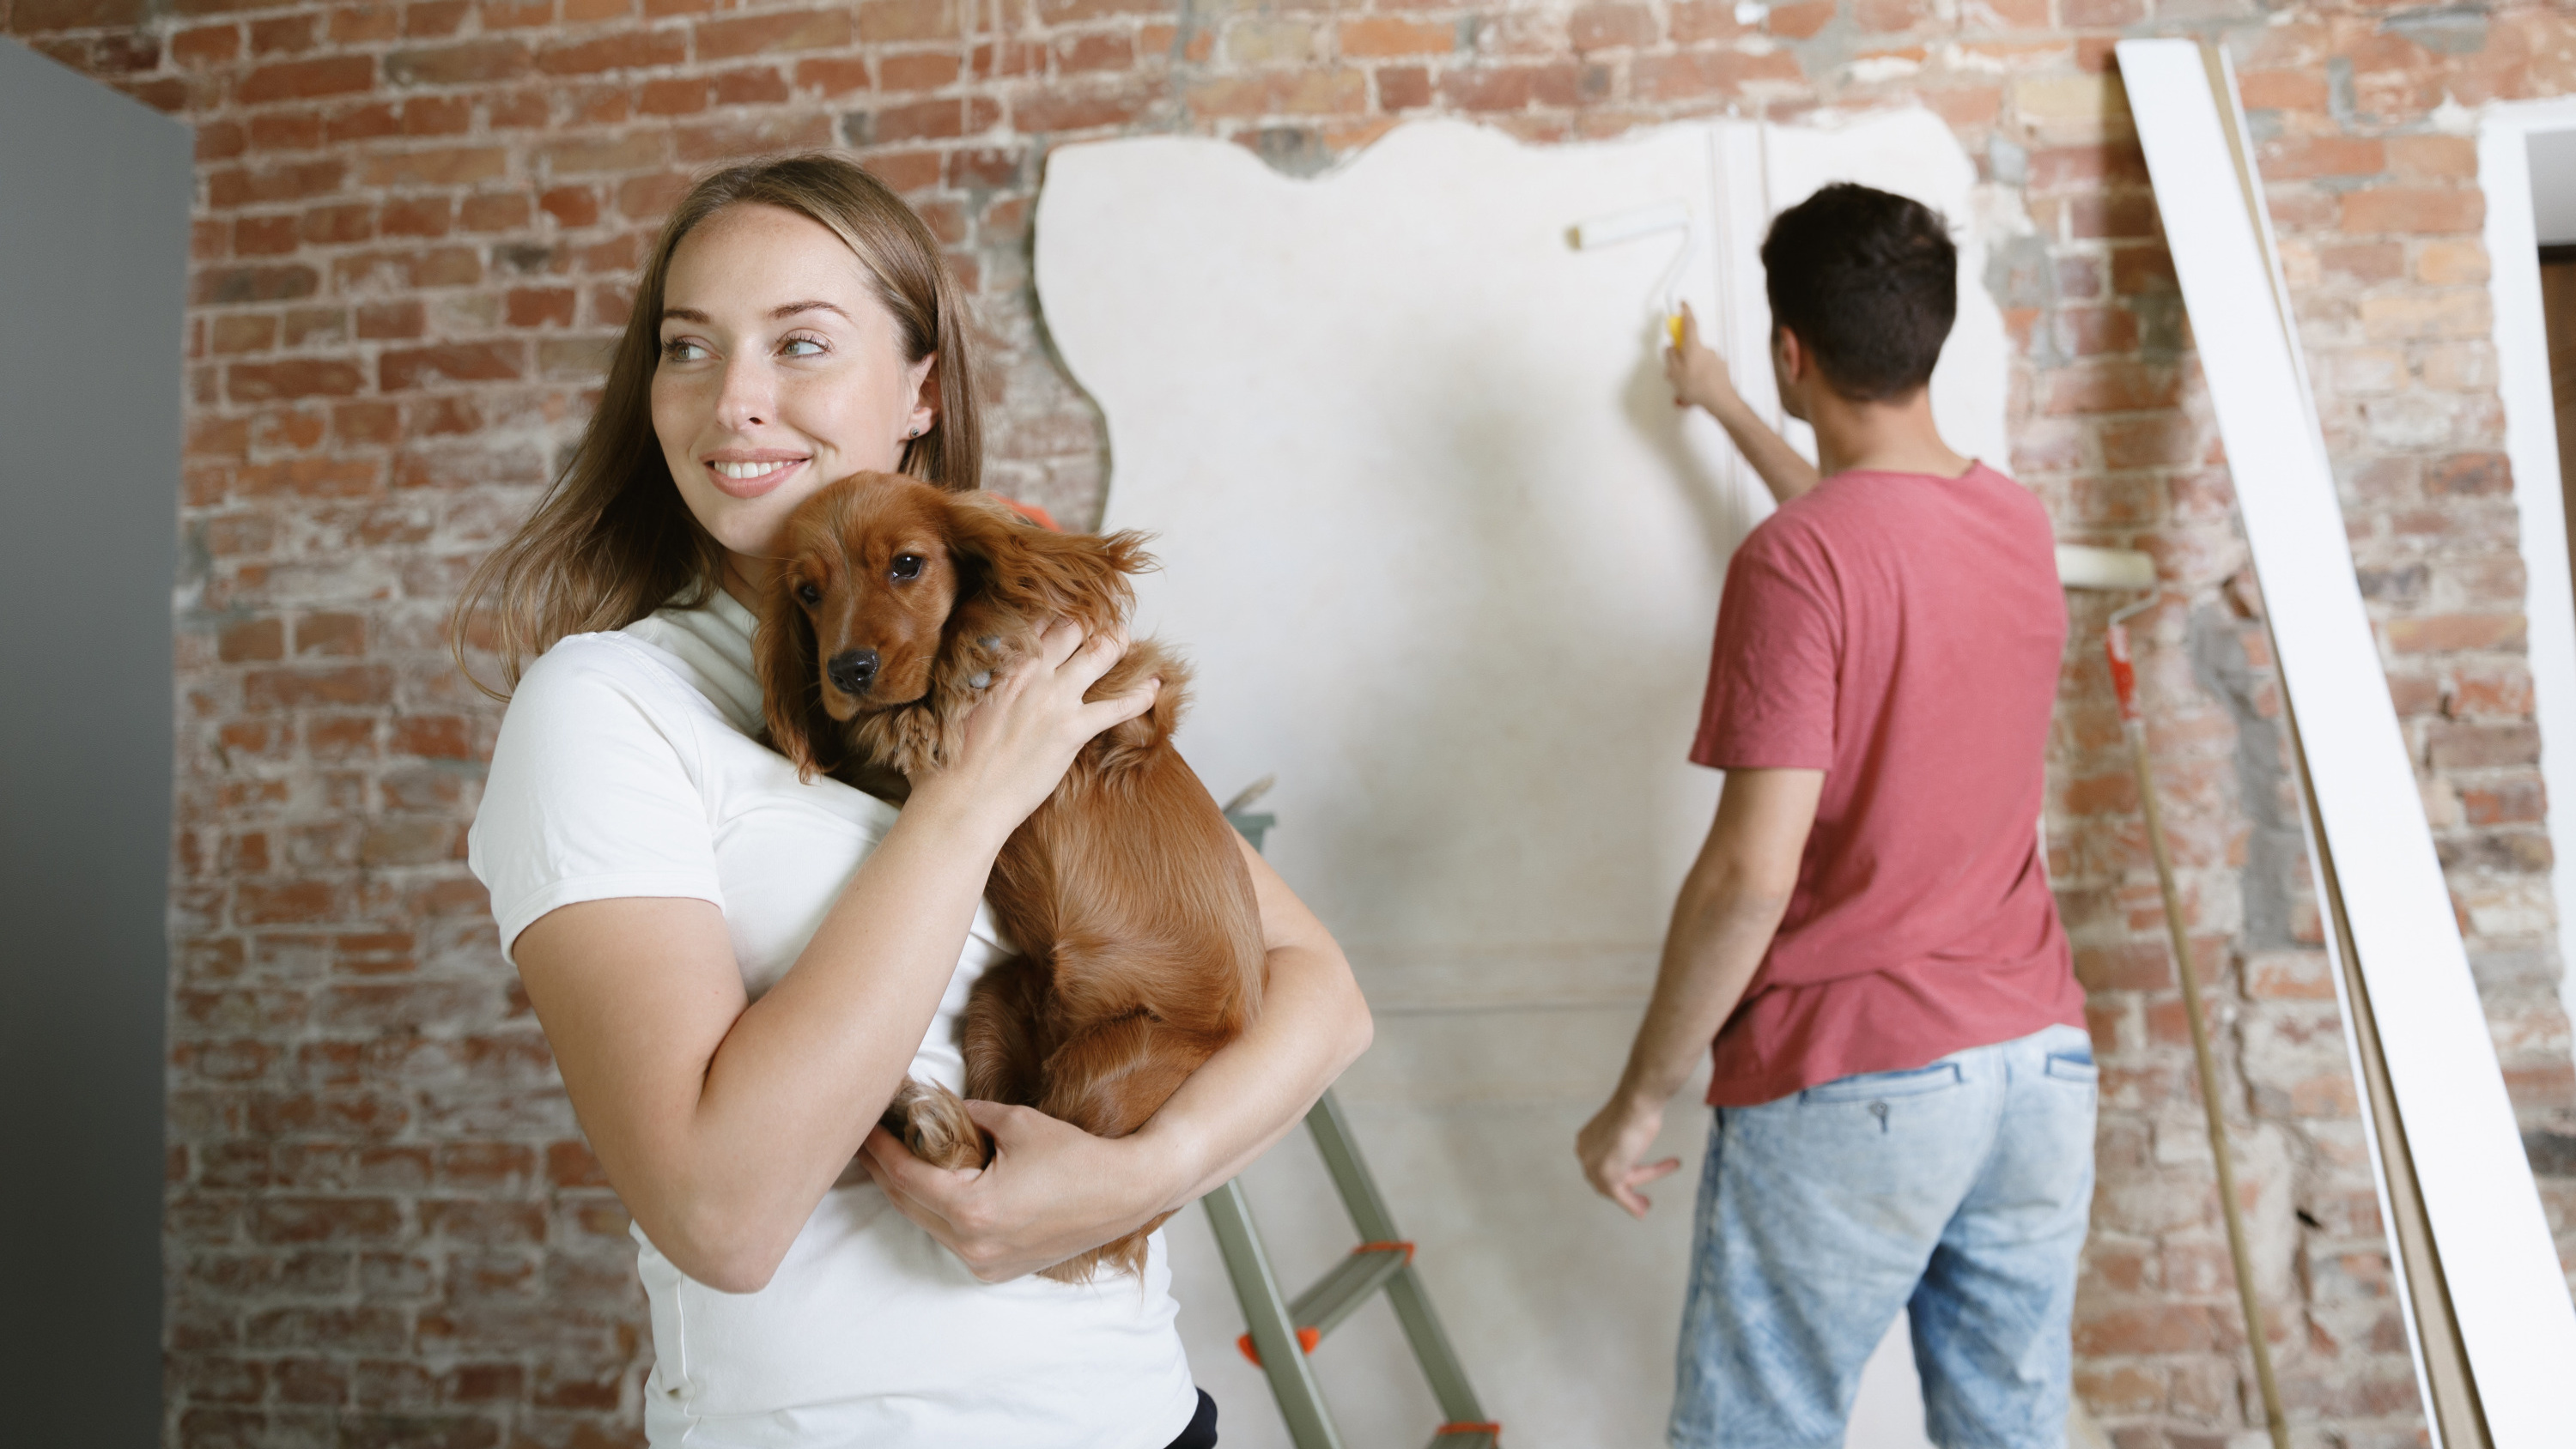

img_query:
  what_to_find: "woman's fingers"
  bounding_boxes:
[1078,676,1159,734]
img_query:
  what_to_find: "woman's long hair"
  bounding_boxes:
[451,153,983,697]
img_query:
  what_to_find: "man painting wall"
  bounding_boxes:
[1576,183,2097,1449]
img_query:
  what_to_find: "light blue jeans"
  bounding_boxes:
[1670,1023,2098,1449]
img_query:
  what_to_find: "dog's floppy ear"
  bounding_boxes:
[945,492,1154,635]
[756,567,838,783]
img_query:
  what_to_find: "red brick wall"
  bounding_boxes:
[7,0,2573,1441]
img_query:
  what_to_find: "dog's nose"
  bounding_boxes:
[826,648,879,694]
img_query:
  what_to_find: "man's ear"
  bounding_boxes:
[1771,325,1813,421]
[755,573,837,783]
[945,493,1148,638]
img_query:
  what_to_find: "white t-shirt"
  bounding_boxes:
[466,590,1200,1449]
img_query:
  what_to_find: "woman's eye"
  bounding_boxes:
[661,337,709,363]
[890,555,922,581]
[781,336,826,358]
[796,582,822,604]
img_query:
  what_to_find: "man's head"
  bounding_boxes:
[1761,183,1956,411]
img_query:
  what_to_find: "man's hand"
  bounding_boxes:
[1664,302,1739,415]
[1576,1091,1682,1219]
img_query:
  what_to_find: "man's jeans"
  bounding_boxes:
[1669,1023,2098,1449]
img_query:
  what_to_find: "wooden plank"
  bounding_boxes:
[2119,38,2576,1445]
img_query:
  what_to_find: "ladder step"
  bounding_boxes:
[1235,1240,1415,1367]
[1429,1422,1502,1448]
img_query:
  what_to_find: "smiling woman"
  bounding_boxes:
[442,154,1374,1448]
[453,155,981,687]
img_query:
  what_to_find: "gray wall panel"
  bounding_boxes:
[0,39,192,1440]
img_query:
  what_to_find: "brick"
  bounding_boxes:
[357,146,508,187]
[1379,66,1431,112]
[239,56,378,104]
[380,343,526,391]
[1012,85,1155,134]
[544,132,667,174]
[217,618,286,663]
[538,29,687,73]
[380,40,532,88]
[2014,73,2126,130]
[859,0,958,41]
[1338,15,1454,58]
[379,197,453,239]
[173,24,244,67]
[2341,186,2484,236]
[697,8,853,59]
[1631,49,1802,101]
[210,160,349,215]
[1188,69,1370,118]
[1567,3,1655,50]
[210,314,281,355]
[2417,239,2489,286]
[2385,612,2524,655]
[2360,288,2489,341]
[539,185,603,227]
[2044,360,2178,415]
[2427,721,2541,769]
[228,360,364,403]
[1765,0,1834,39]
[2427,452,2510,499]
[2257,135,2383,179]
[506,288,577,327]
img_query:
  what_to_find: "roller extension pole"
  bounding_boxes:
[2106,610,2289,1449]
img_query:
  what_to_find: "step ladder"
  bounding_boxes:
[1219,791,1498,1449]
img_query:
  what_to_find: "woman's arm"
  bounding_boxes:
[514,625,1151,1294]
[860,833,1372,1282]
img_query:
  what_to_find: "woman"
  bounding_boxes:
[454,154,1371,1447]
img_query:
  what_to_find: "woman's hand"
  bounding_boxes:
[913,619,1158,840]
[1664,302,1741,416]
[859,1102,1172,1282]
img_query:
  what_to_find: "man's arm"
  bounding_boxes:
[1664,304,1822,506]
[1576,766,1824,1217]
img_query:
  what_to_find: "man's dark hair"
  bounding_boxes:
[1760,183,1957,403]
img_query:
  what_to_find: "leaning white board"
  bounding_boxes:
[1037,112,2007,1446]
[2121,38,2576,1444]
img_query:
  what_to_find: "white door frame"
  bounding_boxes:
[2480,101,2576,1059]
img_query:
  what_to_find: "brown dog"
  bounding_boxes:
[758,471,1266,1281]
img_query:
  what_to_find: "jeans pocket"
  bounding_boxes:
[1799,1060,1965,1104]
[2044,1050,2099,1086]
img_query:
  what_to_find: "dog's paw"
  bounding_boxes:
[882,1079,988,1171]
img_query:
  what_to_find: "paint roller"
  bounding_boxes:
[1568,202,1695,348]
[2069,543,2292,1449]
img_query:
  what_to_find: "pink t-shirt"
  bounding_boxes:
[1690,462,2081,1106]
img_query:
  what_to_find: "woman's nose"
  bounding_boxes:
[714,356,775,431]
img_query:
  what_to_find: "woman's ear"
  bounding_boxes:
[945,493,1151,636]
[756,573,835,783]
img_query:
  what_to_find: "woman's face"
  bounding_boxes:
[652,203,937,588]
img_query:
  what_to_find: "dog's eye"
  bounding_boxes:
[891,555,923,581]
[795,582,822,605]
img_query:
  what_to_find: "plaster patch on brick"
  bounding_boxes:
[2190,602,2306,950]
[2380,6,2492,58]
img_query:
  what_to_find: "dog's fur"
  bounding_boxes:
[759,472,1267,1282]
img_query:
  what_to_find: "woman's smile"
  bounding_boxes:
[702,450,811,499]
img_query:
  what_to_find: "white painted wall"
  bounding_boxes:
[1036,112,2010,1447]
[2525,126,2576,246]
[2484,100,2576,1131]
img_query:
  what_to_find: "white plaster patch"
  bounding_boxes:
[1036,112,2010,1448]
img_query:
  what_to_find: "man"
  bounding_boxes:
[1575,183,2095,1449]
